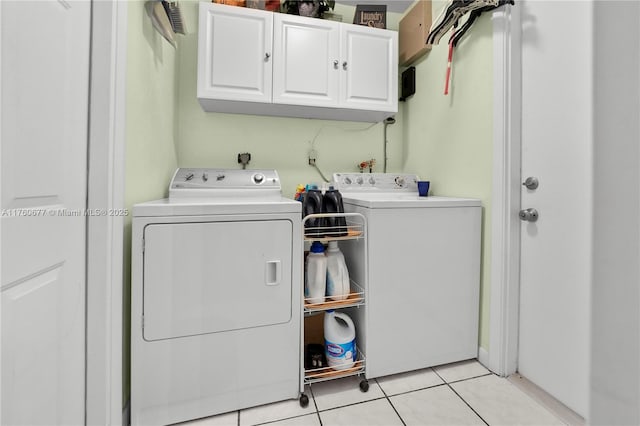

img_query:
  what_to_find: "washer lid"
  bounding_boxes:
[334,173,480,208]
[342,194,481,209]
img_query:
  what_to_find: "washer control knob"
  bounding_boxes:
[368,177,376,185]
[344,176,352,185]
[395,176,405,187]
[253,173,265,184]
[185,173,194,181]
[202,172,208,182]
[356,176,364,185]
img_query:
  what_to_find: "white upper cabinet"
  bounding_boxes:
[341,24,397,112]
[197,2,273,103]
[197,2,398,122]
[273,14,340,107]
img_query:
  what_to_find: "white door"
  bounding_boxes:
[273,13,340,107]
[340,24,397,112]
[518,0,591,417]
[1,1,90,424]
[197,2,273,103]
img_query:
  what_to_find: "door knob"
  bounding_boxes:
[522,176,539,190]
[519,208,539,222]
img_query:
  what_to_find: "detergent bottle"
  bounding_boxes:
[304,241,327,304]
[322,188,347,237]
[302,188,324,237]
[324,310,356,370]
[325,241,350,301]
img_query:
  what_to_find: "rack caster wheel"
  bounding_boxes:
[359,380,369,392]
[299,394,309,407]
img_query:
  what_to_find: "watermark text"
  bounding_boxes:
[1,208,129,217]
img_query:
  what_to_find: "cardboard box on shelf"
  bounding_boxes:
[399,0,432,66]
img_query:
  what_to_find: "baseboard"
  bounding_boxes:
[123,399,130,426]
[477,346,491,372]
[508,374,585,426]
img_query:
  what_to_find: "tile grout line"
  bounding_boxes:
[446,372,494,385]
[315,396,388,413]
[374,378,408,426]
[432,369,491,426]
[231,369,495,426]
[309,385,323,426]
[240,388,321,426]
[446,383,491,426]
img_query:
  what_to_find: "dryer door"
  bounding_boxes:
[142,219,293,341]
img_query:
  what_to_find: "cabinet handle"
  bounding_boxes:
[343,61,348,70]
[334,60,339,69]
[265,52,271,61]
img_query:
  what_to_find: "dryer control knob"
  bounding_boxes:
[356,176,364,185]
[185,173,194,181]
[344,177,352,185]
[202,172,208,182]
[253,173,265,184]
[395,176,405,187]
[368,177,376,185]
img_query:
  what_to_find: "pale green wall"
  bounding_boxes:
[401,0,493,349]
[175,0,404,198]
[123,0,180,403]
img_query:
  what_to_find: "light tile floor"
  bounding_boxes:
[179,360,573,426]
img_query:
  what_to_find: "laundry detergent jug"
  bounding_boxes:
[322,189,347,237]
[302,189,325,237]
[324,310,356,370]
[325,241,350,301]
[305,241,327,304]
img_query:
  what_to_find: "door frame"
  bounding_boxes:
[0,1,127,423]
[486,4,521,376]
[86,1,127,424]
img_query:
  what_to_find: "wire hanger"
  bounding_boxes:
[427,0,498,45]
[440,0,514,95]
[451,0,515,47]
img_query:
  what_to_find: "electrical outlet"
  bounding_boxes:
[308,149,317,166]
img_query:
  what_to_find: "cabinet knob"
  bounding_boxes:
[333,60,339,69]
[343,61,348,70]
[265,52,271,61]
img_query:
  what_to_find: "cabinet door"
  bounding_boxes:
[340,25,398,112]
[197,2,273,103]
[273,14,340,107]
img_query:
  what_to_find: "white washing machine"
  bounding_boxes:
[131,169,301,426]
[334,173,482,379]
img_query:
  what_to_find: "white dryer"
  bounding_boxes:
[334,173,481,379]
[131,169,301,426]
